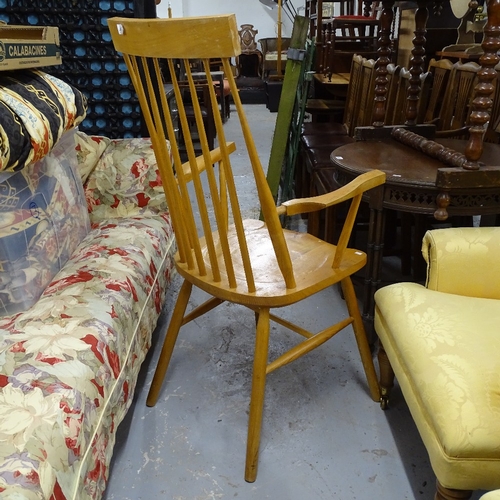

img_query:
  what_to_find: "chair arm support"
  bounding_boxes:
[277,170,385,217]
[422,227,500,299]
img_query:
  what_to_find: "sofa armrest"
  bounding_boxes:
[422,226,500,299]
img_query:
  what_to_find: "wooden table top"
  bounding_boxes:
[330,138,500,189]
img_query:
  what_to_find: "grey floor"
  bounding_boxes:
[103,105,486,500]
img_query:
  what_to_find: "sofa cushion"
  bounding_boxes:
[84,137,168,222]
[375,282,500,490]
[0,70,87,172]
[0,213,175,499]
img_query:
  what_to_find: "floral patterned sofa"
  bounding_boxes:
[0,70,175,499]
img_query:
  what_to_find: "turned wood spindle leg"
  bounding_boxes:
[434,190,450,221]
[464,0,500,170]
[372,0,394,126]
[405,0,428,125]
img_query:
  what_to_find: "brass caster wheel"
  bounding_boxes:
[380,396,389,410]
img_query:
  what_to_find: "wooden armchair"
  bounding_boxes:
[109,13,385,483]
[236,23,262,77]
[258,36,292,79]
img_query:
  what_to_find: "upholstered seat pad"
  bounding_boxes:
[375,282,500,489]
[264,52,288,61]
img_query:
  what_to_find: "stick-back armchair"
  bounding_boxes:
[108,14,385,483]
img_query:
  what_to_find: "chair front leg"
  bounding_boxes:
[377,342,395,410]
[341,276,381,402]
[146,280,193,407]
[245,307,271,483]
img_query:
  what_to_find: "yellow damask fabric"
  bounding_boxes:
[481,490,500,499]
[375,282,500,490]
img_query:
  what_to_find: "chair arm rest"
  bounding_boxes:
[179,141,236,183]
[422,227,500,299]
[276,170,385,216]
[435,126,470,138]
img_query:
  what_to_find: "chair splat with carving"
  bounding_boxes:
[237,23,262,77]
[109,14,385,483]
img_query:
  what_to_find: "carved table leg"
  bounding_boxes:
[377,343,394,410]
[362,184,385,343]
[435,480,473,500]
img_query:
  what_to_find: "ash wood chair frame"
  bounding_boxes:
[109,14,385,483]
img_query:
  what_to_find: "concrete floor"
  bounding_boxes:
[103,105,486,500]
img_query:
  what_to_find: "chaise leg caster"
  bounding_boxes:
[380,387,390,410]
[377,343,394,410]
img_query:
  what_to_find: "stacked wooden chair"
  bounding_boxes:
[298,55,374,200]
[299,56,402,242]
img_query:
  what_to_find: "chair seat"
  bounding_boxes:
[375,282,500,491]
[264,51,288,62]
[176,219,366,307]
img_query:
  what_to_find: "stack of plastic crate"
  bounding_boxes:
[0,0,143,138]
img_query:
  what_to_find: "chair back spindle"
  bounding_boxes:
[108,15,295,292]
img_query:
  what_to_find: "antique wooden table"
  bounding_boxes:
[326,136,500,333]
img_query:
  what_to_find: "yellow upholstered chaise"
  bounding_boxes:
[374,227,500,500]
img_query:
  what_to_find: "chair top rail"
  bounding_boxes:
[108,15,242,59]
